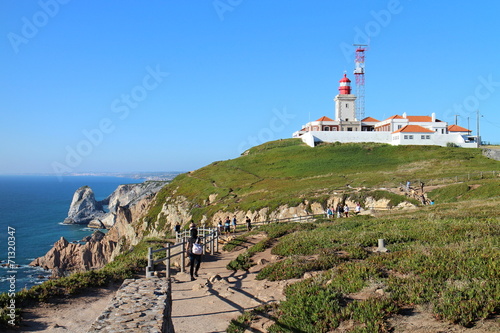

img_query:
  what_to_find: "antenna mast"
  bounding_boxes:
[353,45,367,120]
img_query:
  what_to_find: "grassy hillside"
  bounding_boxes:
[146,139,499,227]
[226,197,500,332]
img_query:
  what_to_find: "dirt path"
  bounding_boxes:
[170,233,290,333]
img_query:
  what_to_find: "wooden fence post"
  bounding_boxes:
[166,244,171,279]
[216,228,219,253]
[146,247,153,278]
[181,239,185,273]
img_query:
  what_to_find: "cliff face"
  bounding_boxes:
[98,181,166,229]
[63,186,105,224]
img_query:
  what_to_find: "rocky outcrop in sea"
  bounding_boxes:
[63,186,105,225]
[63,181,166,229]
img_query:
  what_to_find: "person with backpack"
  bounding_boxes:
[186,233,203,281]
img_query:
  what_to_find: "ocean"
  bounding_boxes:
[0,175,144,293]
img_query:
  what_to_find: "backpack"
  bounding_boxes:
[192,242,203,255]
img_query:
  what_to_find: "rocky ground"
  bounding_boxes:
[9,231,500,332]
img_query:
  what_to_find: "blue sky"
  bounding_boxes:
[1,0,499,174]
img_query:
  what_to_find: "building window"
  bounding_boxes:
[404,135,408,140]
[346,103,349,108]
[398,125,402,129]
[421,135,425,139]
[347,127,352,131]
[409,135,414,139]
[324,126,330,131]
[426,135,430,139]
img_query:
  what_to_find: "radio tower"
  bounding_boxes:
[353,45,367,120]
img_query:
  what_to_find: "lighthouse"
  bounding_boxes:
[334,74,357,122]
[338,73,351,94]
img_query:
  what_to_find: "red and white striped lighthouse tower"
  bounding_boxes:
[338,74,351,94]
[334,73,357,121]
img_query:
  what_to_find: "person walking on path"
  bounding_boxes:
[231,215,237,233]
[224,217,231,234]
[245,216,252,231]
[355,202,361,215]
[344,204,350,218]
[186,233,203,281]
[336,204,344,218]
[327,206,334,219]
[189,222,198,238]
[217,219,223,234]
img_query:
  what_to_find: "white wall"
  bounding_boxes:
[301,131,391,147]
[301,131,478,148]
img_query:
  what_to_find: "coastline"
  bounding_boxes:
[0,175,153,293]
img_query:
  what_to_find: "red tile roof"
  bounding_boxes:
[316,116,334,122]
[448,124,471,132]
[406,116,433,122]
[384,115,405,121]
[361,117,380,122]
[392,125,435,134]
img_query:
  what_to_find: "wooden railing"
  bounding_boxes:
[146,227,219,278]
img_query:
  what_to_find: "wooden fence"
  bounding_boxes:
[146,227,219,279]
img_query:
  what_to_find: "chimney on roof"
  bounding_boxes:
[431,112,436,122]
[402,112,407,119]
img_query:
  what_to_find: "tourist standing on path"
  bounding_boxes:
[344,204,350,218]
[224,217,231,234]
[336,204,344,218]
[327,206,334,219]
[245,216,252,231]
[231,215,237,232]
[217,219,223,234]
[355,203,361,215]
[186,232,203,281]
[174,222,181,234]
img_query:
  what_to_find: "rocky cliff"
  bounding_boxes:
[483,148,500,161]
[97,181,166,229]
[29,231,116,277]
[63,186,105,225]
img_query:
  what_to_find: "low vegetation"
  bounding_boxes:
[226,196,500,332]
